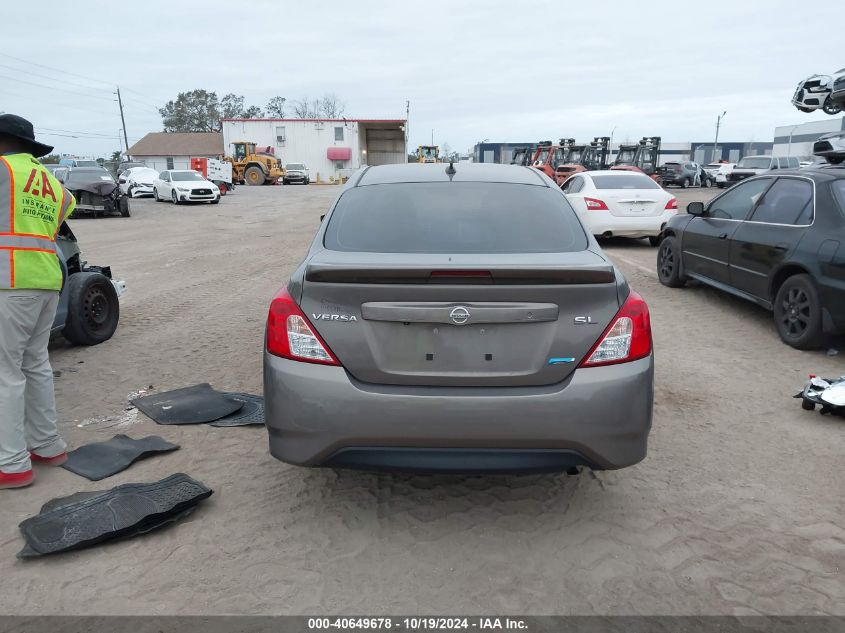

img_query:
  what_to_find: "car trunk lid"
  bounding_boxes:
[299,250,621,387]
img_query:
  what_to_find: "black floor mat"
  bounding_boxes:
[17,473,212,558]
[61,434,180,481]
[131,383,243,425]
[209,393,265,427]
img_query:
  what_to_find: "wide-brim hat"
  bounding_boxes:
[0,114,53,157]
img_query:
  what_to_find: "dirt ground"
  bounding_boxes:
[1,181,843,616]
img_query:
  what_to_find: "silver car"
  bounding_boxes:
[263,163,654,473]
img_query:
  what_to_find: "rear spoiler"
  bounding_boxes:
[305,264,615,285]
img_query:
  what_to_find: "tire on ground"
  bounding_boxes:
[62,272,120,346]
[119,196,130,217]
[657,236,687,287]
[773,273,825,350]
[245,166,266,185]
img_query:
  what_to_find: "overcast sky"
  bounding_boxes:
[1,0,841,157]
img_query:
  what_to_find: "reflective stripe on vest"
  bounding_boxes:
[0,154,70,290]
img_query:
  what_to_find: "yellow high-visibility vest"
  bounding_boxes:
[0,153,75,290]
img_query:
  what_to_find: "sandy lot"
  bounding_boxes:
[1,182,843,616]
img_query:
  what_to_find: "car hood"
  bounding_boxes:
[67,180,118,197]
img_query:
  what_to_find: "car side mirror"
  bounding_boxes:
[687,201,706,216]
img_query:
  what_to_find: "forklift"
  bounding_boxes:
[529,139,573,179]
[553,136,611,187]
[610,136,662,181]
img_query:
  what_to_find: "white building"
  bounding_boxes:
[221,118,407,181]
[126,132,223,171]
[773,117,845,159]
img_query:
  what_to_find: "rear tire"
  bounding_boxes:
[827,156,845,165]
[245,166,265,185]
[823,99,842,115]
[681,178,690,189]
[657,236,686,287]
[702,177,711,188]
[62,272,120,346]
[773,274,825,349]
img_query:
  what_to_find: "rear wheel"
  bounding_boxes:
[62,272,120,345]
[681,178,690,189]
[245,166,265,185]
[773,274,825,349]
[702,177,711,188]
[827,156,845,165]
[657,236,686,287]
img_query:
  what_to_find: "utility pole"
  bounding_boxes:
[405,100,410,159]
[713,111,726,162]
[431,129,434,145]
[116,86,129,157]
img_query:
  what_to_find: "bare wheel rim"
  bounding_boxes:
[658,242,675,279]
[780,286,811,337]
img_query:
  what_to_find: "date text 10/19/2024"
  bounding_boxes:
[307,618,529,630]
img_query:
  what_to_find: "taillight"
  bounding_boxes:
[266,288,340,365]
[665,197,678,210]
[584,197,609,210]
[579,290,651,367]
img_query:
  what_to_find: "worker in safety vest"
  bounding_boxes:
[0,114,75,489]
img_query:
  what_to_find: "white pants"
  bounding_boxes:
[0,289,65,473]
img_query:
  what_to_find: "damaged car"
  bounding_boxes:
[55,167,131,217]
[792,71,844,115]
[54,222,125,345]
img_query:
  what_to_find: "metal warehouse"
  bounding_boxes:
[773,116,845,158]
[221,118,407,181]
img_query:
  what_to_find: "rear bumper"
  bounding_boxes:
[581,210,675,238]
[263,353,654,472]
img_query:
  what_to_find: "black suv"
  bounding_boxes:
[657,162,712,188]
[656,168,845,349]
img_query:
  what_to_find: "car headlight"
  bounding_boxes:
[177,187,189,192]
[211,186,219,192]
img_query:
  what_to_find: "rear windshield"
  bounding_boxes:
[737,157,773,169]
[65,169,114,187]
[74,160,99,167]
[324,183,587,254]
[591,174,660,189]
[286,163,305,170]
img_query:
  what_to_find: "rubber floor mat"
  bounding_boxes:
[17,473,212,558]
[209,393,264,427]
[62,434,180,481]
[131,383,243,425]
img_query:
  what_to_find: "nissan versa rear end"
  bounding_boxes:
[263,163,653,473]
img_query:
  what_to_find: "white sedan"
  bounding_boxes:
[561,170,677,246]
[153,170,220,204]
[118,167,160,198]
[704,162,735,188]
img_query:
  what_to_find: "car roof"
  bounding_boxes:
[582,170,656,177]
[355,163,548,187]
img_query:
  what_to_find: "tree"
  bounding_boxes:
[159,90,266,131]
[159,89,221,132]
[242,105,265,119]
[292,97,320,119]
[220,93,245,119]
[266,96,287,118]
[319,93,346,118]
[39,153,61,164]
[110,150,122,162]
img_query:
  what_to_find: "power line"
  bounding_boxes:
[1,88,119,118]
[0,73,116,102]
[0,52,115,88]
[0,62,113,94]
[36,127,118,138]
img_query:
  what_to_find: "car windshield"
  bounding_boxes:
[534,149,550,164]
[736,157,773,169]
[74,160,100,167]
[325,183,587,254]
[566,149,582,164]
[591,174,660,190]
[65,169,115,187]
[170,171,206,181]
[831,181,845,215]
[286,164,305,170]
